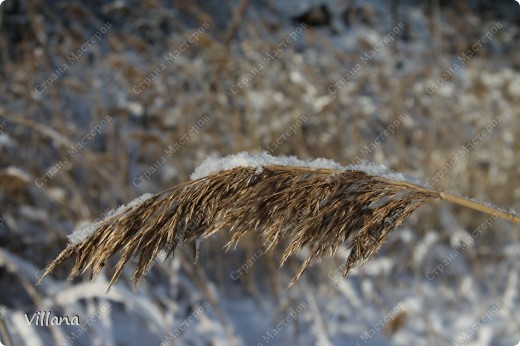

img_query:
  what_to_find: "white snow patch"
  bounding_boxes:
[190,151,419,186]
[4,166,32,182]
[190,151,343,179]
[68,193,154,245]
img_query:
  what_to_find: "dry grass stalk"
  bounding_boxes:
[38,164,519,289]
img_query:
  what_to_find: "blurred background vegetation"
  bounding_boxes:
[0,0,519,345]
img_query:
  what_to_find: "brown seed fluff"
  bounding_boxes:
[38,165,439,289]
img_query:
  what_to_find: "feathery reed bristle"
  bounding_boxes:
[39,164,443,289]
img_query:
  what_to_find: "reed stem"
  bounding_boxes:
[439,191,520,225]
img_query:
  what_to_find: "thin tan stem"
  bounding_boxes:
[440,191,520,225]
[0,317,14,346]
[379,176,520,225]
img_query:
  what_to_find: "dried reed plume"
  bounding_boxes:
[38,160,520,289]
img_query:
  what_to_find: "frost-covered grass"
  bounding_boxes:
[41,155,441,290]
[191,151,410,184]
[68,193,154,245]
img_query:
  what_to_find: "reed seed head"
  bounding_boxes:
[39,163,439,289]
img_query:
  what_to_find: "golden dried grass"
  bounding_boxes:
[38,164,519,290]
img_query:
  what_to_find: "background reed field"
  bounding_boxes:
[0,0,519,345]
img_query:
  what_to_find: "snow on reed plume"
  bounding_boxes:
[38,152,520,289]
